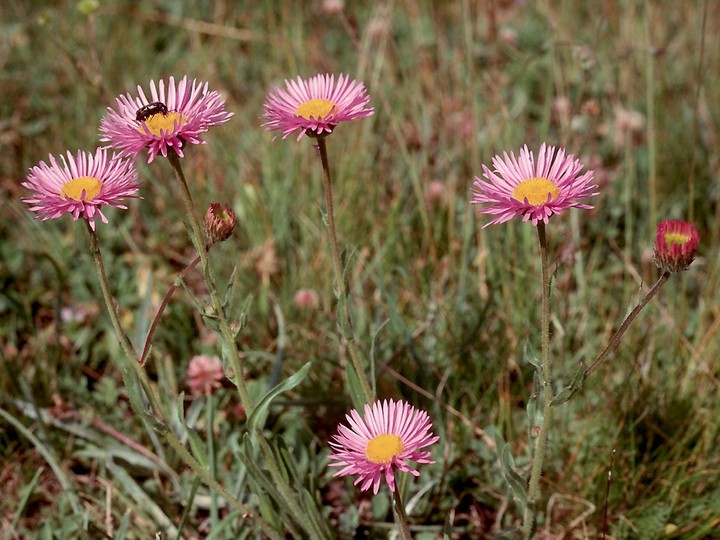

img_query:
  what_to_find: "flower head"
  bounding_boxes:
[22,148,139,230]
[471,143,598,227]
[100,76,233,163]
[204,203,236,244]
[262,73,373,141]
[187,354,224,395]
[653,219,699,273]
[328,399,439,494]
[293,288,320,310]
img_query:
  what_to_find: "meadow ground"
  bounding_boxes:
[1,1,719,538]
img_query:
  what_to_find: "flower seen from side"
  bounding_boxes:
[262,73,374,141]
[100,76,233,163]
[328,399,439,494]
[471,143,598,227]
[653,219,699,273]
[204,203,236,244]
[22,148,139,230]
[187,354,224,395]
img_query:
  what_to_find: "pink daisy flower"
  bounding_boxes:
[653,219,699,273]
[187,354,224,395]
[100,76,234,163]
[471,143,598,227]
[262,73,374,141]
[328,399,439,494]
[22,148,139,230]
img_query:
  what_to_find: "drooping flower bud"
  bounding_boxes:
[653,219,699,273]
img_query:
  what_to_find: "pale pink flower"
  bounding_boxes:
[471,143,598,227]
[187,354,224,395]
[293,288,320,310]
[22,148,139,230]
[100,76,233,163]
[653,219,700,273]
[424,180,447,208]
[328,399,439,494]
[262,73,373,141]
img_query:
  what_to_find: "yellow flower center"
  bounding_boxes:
[138,111,187,136]
[664,232,690,246]
[365,434,404,464]
[295,98,336,120]
[60,176,102,201]
[512,177,560,205]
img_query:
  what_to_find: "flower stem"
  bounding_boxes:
[584,272,671,378]
[206,392,219,528]
[167,152,253,414]
[392,488,412,540]
[523,222,554,540]
[315,136,374,403]
[140,252,203,366]
[86,222,280,537]
[85,221,162,413]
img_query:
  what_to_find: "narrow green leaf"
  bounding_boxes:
[523,341,541,371]
[106,459,178,537]
[222,265,238,308]
[10,466,44,534]
[551,364,586,406]
[500,444,528,504]
[344,361,367,411]
[175,393,208,468]
[247,362,312,431]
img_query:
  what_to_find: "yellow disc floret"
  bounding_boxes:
[365,434,404,464]
[664,231,691,247]
[512,177,560,205]
[139,111,187,136]
[295,99,336,120]
[60,176,102,201]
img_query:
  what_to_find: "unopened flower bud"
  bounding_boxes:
[653,219,699,273]
[204,203,236,244]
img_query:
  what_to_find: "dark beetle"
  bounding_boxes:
[135,102,168,122]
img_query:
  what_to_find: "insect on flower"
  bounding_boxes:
[135,101,168,123]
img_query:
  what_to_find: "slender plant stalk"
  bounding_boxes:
[523,222,554,539]
[86,222,281,538]
[86,221,163,414]
[316,136,374,403]
[584,272,670,378]
[392,488,412,540]
[207,393,219,528]
[140,252,203,365]
[167,152,253,413]
[166,154,323,535]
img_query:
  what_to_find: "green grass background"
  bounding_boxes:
[1,1,719,538]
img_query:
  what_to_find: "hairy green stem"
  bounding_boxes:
[167,152,253,413]
[140,252,203,366]
[207,393,219,528]
[523,222,554,539]
[392,488,412,540]
[316,136,374,403]
[86,222,279,537]
[86,222,163,413]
